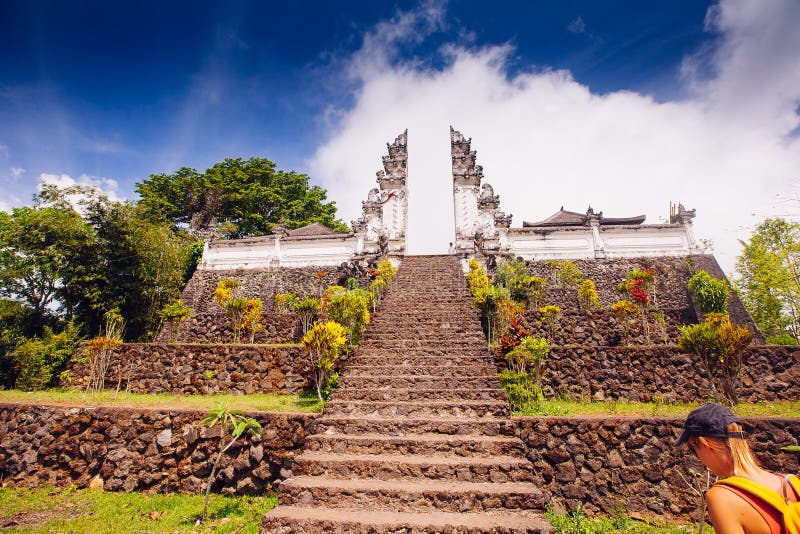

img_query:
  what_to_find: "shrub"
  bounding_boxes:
[14,324,81,391]
[327,288,371,346]
[678,313,753,406]
[498,369,543,412]
[499,312,531,352]
[213,279,240,306]
[377,260,397,284]
[158,300,192,342]
[538,304,561,341]
[273,292,297,313]
[546,260,584,288]
[505,336,550,382]
[687,270,730,314]
[577,279,601,310]
[466,259,491,293]
[241,298,263,343]
[293,296,320,335]
[611,300,640,346]
[617,268,655,343]
[473,285,512,345]
[369,278,387,311]
[302,321,347,401]
[84,308,125,394]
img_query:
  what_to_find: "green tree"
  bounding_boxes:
[735,218,800,344]
[678,313,753,406]
[0,205,94,316]
[136,157,348,235]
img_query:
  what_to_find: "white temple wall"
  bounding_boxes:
[200,237,361,270]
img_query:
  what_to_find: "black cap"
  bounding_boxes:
[674,403,744,446]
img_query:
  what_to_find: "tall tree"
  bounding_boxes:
[735,217,800,344]
[0,205,94,316]
[136,157,349,236]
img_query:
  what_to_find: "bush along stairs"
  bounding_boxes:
[262,255,553,533]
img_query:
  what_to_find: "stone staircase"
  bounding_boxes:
[262,255,553,533]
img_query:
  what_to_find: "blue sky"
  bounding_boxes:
[1,1,799,274]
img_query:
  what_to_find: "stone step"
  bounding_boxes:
[352,347,490,358]
[277,476,545,513]
[262,506,554,534]
[293,452,534,483]
[324,399,509,418]
[303,432,527,457]
[337,375,501,390]
[343,365,496,377]
[314,415,517,437]
[333,388,505,402]
[346,356,492,367]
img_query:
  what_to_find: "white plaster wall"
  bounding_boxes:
[200,237,360,270]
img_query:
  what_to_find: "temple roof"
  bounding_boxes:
[286,223,346,237]
[522,207,646,228]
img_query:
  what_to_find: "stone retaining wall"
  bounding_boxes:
[156,312,300,344]
[2,405,798,522]
[534,345,800,403]
[522,308,694,347]
[516,416,800,520]
[67,343,310,395]
[0,404,315,495]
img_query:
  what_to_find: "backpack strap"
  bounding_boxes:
[716,476,788,513]
[787,476,800,502]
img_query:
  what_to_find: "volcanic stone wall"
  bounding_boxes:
[0,404,315,495]
[67,343,310,395]
[180,266,371,314]
[3,405,798,522]
[535,345,800,403]
[517,416,800,520]
[156,312,299,344]
[521,254,761,341]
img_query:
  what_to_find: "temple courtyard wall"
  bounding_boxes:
[1,403,798,522]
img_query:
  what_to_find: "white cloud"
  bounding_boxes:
[0,199,11,212]
[9,167,25,179]
[567,16,586,34]
[309,0,800,276]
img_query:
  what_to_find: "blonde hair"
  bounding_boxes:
[725,422,761,476]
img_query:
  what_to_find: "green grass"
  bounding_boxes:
[545,506,712,534]
[0,486,277,533]
[0,388,323,413]
[513,398,800,418]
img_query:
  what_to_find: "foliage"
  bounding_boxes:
[84,308,125,395]
[618,268,655,343]
[376,260,397,284]
[546,260,584,288]
[466,259,491,293]
[0,298,53,388]
[13,324,81,391]
[577,279,602,310]
[0,205,93,316]
[505,336,550,382]
[369,278,388,311]
[541,504,695,534]
[499,311,531,352]
[538,304,562,340]
[326,288,371,346]
[273,292,298,313]
[199,405,262,523]
[473,285,512,345]
[687,270,729,314]
[136,157,348,235]
[611,300,640,346]
[678,313,753,406]
[493,259,545,304]
[158,300,192,342]
[46,189,197,340]
[213,280,260,342]
[498,369,543,412]
[241,298,263,343]
[302,321,347,401]
[293,296,320,334]
[735,217,800,344]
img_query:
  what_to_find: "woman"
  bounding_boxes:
[676,403,799,534]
